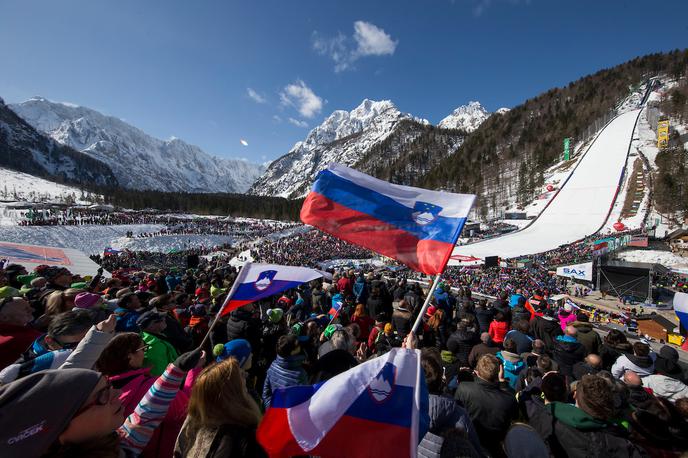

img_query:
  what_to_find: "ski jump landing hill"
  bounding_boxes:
[449,107,643,264]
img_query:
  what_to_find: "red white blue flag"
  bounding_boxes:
[257,348,429,457]
[219,263,329,317]
[300,164,475,275]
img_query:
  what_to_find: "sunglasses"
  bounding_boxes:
[135,344,151,353]
[51,336,81,350]
[74,378,113,416]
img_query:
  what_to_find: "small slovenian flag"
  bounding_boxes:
[218,263,329,317]
[257,347,429,457]
[300,164,475,275]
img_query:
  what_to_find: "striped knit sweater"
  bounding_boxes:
[118,363,186,456]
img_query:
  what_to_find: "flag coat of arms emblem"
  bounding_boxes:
[219,263,328,317]
[257,348,429,457]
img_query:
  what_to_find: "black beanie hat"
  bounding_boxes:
[0,368,101,457]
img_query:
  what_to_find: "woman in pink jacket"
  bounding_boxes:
[96,332,202,458]
[557,303,577,331]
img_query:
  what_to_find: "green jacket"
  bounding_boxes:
[141,331,179,376]
[546,402,608,430]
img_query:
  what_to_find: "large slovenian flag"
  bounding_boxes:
[257,348,429,458]
[219,263,329,317]
[300,164,475,275]
[674,292,688,331]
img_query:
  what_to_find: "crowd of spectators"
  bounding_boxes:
[0,255,687,457]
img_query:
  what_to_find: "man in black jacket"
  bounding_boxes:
[530,309,563,350]
[455,353,518,456]
[553,326,587,379]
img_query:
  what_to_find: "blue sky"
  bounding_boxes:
[1,0,686,163]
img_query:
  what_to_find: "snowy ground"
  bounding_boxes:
[111,234,234,253]
[450,109,641,261]
[0,224,163,255]
[616,249,688,271]
[0,167,100,208]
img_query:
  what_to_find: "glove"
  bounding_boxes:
[173,347,203,371]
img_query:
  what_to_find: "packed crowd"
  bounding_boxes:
[255,230,375,268]
[0,257,687,458]
[90,245,238,272]
[517,228,646,268]
[442,266,568,300]
[17,210,162,226]
[18,208,299,241]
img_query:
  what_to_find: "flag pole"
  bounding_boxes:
[411,274,442,334]
[199,261,251,349]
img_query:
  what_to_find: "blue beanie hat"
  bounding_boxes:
[213,339,252,366]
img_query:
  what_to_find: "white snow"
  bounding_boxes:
[616,249,688,270]
[450,109,642,261]
[0,167,101,205]
[10,97,265,193]
[0,224,164,255]
[111,234,233,253]
[438,101,490,132]
[250,98,489,198]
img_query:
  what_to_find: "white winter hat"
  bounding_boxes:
[563,303,573,312]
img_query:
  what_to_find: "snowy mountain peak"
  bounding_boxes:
[438,101,491,132]
[10,97,265,193]
[250,98,419,198]
[297,98,411,152]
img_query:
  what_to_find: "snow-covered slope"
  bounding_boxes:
[0,98,118,187]
[10,97,264,193]
[0,167,101,204]
[450,109,642,261]
[438,101,491,132]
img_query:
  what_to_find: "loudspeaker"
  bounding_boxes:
[187,254,200,269]
[484,256,499,268]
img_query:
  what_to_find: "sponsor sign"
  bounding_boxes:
[628,236,649,247]
[556,261,593,282]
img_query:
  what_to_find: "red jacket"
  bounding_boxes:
[0,323,41,370]
[337,277,353,296]
[488,320,509,344]
[351,315,374,341]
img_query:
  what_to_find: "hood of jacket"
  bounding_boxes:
[546,402,608,431]
[627,353,654,369]
[496,351,525,371]
[572,321,593,333]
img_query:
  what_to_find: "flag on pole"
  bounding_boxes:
[218,263,329,317]
[300,164,475,275]
[257,347,429,458]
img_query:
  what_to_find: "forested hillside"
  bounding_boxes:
[421,50,688,217]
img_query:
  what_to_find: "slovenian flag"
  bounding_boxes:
[674,292,688,331]
[257,347,429,458]
[300,164,475,275]
[219,263,329,317]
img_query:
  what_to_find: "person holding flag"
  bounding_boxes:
[251,164,474,457]
[300,163,475,335]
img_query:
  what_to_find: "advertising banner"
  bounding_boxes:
[629,236,649,247]
[556,261,593,282]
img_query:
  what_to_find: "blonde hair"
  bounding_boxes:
[185,358,262,431]
[44,288,85,315]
